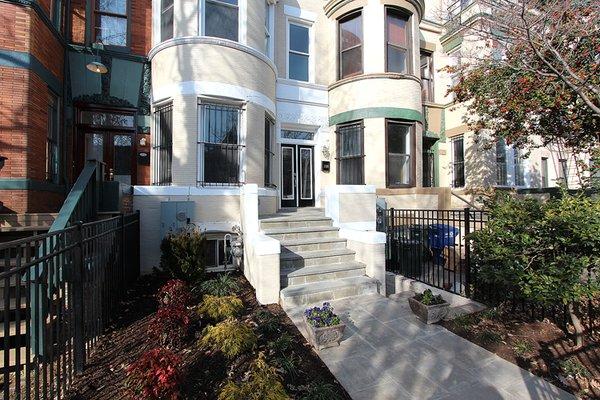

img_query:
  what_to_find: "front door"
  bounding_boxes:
[81,131,136,185]
[281,145,315,208]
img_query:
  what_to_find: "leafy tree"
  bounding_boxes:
[470,191,600,347]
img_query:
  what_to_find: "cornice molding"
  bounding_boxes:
[328,72,420,91]
[148,36,278,76]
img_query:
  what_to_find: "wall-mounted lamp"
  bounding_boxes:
[0,156,6,170]
[139,137,147,146]
[86,61,108,74]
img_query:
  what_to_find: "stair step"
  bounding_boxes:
[281,261,366,287]
[280,248,355,268]
[263,226,339,241]
[280,237,347,253]
[279,276,380,308]
[260,216,332,230]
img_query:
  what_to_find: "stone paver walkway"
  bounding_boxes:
[286,293,575,400]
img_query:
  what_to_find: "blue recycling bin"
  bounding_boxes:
[428,224,459,264]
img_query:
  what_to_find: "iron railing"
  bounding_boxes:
[380,208,488,296]
[0,212,140,400]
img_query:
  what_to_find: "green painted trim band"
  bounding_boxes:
[0,178,66,194]
[0,49,61,93]
[330,107,423,126]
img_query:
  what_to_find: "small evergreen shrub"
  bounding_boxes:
[160,229,206,284]
[199,318,256,359]
[414,289,446,306]
[218,353,289,400]
[157,279,192,309]
[126,348,182,400]
[200,273,238,296]
[198,295,244,321]
[148,305,191,348]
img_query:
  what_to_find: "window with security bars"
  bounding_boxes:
[496,138,508,185]
[153,103,173,185]
[198,103,243,185]
[514,147,525,186]
[336,122,364,184]
[451,136,465,188]
[46,92,60,184]
[264,116,275,187]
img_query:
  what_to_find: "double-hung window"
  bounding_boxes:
[386,8,410,74]
[161,0,174,42]
[288,22,310,81]
[264,115,275,187]
[204,0,238,41]
[153,103,173,185]
[46,92,60,184]
[198,102,243,185]
[496,138,507,185]
[451,136,465,188]
[94,0,128,46]
[264,1,273,57]
[513,148,525,186]
[386,121,413,187]
[541,157,549,187]
[336,122,364,184]
[338,11,362,79]
[420,52,434,102]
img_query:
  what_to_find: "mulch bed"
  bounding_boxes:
[66,273,351,399]
[440,307,600,399]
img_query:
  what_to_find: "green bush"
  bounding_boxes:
[470,191,600,346]
[298,381,342,400]
[199,318,256,359]
[200,273,238,296]
[218,353,289,400]
[198,295,244,321]
[160,228,206,284]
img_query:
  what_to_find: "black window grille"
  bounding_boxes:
[336,122,364,184]
[46,92,60,184]
[153,103,173,185]
[452,136,465,188]
[496,139,507,185]
[198,103,243,186]
[264,116,275,187]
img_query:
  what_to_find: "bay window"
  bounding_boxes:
[386,121,413,187]
[264,115,275,187]
[288,22,310,81]
[386,8,410,74]
[338,11,363,79]
[451,136,465,188]
[153,103,173,185]
[205,0,238,41]
[336,122,364,184]
[198,102,243,185]
[264,1,273,57]
[161,0,174,42]
[94,0,128,46]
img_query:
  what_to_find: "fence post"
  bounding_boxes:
[463,208,471,298]
[72,221,86,373]
[119,213,125,287]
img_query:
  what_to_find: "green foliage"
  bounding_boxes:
[200,273,238,296]
[218,353,290,400]
[160,229,206,284]
[559,357,591,378]
[451,313,480,330]
[470,191,600,308]
[297,381,342,400]
[478,329,503,345]
[273,352,300,379]
[268,333,294,354]
[480,307,499,321]
[198,295,244,321]
[199,318,256,359]
[512,339,534,358]
[256,310,281,335]
[415,289,446,306]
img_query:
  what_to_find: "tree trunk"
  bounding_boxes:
[568,303,584,348]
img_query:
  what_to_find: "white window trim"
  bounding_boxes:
[450,136,465,189]
[196,96,247,185]
[264,0,275,59]
[198,0,246,44]
[285,17,314,83]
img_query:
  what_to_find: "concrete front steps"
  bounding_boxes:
[260,208,380,308]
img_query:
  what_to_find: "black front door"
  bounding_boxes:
[281,144,315,208]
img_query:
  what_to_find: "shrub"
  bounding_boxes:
[414,289,446,306]
[126,348,182,400]
[198,295,244,321]
[304,302,341,328]
[199,318,256,359]
[255,309,281,335]
[200,273,238,296]
[298,381,341,400]
[157,279,192,309]
[148,305,191,348]
[160,228,206,284]
[218,353,289,400]
[273,352,300,379]
[470,191,600,346]
[268,333,294,354]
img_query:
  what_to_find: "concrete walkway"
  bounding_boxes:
[286,293,575,400]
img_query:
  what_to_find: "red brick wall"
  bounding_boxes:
[70,0,86,44]
[0,190,64,214]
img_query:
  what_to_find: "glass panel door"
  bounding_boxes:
[299,146,314,206]
[113,134,133,185]
[281,146,296,207]
[85,133,104,162]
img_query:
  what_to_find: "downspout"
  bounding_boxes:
[62,0,72,188]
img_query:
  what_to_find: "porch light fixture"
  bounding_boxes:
[86,60,108,74]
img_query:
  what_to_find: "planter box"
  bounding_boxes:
[408,296,449,324]
[303,316,346,350]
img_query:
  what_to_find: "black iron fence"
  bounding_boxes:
[0,212,140,400]
[380,208,488,297]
